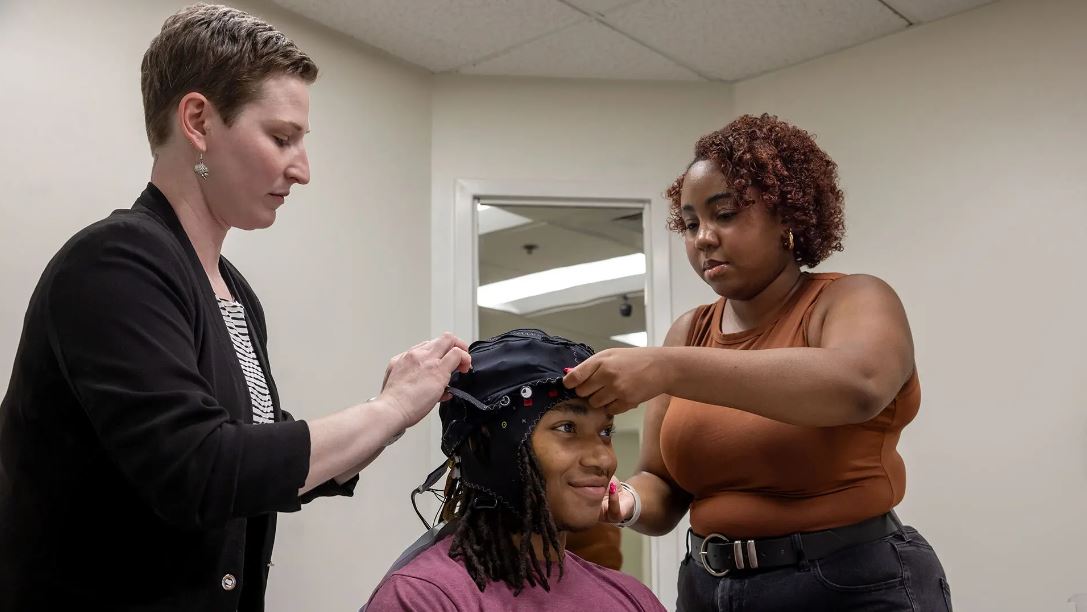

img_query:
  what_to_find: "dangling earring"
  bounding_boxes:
[784,229,795,251]
[194,153,209,180]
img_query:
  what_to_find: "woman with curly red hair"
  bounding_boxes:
[564,114,950,610]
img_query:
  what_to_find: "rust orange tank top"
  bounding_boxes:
[659,273,920,538]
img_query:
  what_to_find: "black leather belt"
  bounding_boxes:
[688,512,901,577]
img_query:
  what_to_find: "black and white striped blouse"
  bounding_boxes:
[216,297,274,424]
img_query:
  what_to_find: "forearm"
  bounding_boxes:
[625,471,691,536]
[662,346,887,427]
[332,444,387,485]
[301,398,406,495]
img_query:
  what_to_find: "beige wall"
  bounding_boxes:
[0,1,433,610]
[731,0,1087,609]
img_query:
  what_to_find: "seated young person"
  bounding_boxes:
[364,329,664,612]
[566,522,623,570]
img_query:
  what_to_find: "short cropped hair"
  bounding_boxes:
[140,3,318,150]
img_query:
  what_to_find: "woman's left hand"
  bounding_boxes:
[562,347,669,414]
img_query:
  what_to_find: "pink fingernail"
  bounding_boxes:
[564,368,573,374]
[609,482,616,495]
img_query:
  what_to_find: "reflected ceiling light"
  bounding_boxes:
[478,253,645,308]
[477,204,531,234]
[610,331,648,347]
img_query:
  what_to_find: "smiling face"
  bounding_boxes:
[198,74,312,230]
[529,399,616,532]
[678,160,794,300]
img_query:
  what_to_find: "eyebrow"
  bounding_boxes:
[706,191,737,205]
[275,120,310,135]
[681,191,736,213]
[551,403,614,424]
[554,402,588,415]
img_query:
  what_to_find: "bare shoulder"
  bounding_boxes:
[663,307,700,347]
[809,274,909,345]
[818,273,903,307]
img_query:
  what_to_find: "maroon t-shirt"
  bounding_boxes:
[364,536,665,611]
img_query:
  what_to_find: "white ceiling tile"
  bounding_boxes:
[459,19,702,80]
[604,0,907,81]
[885,0,995,23]
[563,0,646,17]
[268,0,586,72]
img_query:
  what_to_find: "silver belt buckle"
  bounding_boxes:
[698,533,760,577]
[698,533,731,577]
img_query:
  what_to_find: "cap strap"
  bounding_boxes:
[445,386,493,411]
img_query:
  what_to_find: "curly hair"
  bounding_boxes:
[440,438,563,594]
[665,114,845,268]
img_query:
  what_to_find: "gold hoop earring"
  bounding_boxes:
[194,153,209,180]
[784,229,794,251]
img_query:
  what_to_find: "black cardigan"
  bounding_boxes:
[0,184,356,611]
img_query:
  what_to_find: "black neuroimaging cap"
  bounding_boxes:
[438,328,594,513]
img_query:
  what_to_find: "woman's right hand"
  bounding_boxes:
[380,332,471,429]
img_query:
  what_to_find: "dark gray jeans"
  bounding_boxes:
[677,526,952,612]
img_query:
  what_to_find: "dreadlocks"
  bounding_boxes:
[440,434,564,594]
